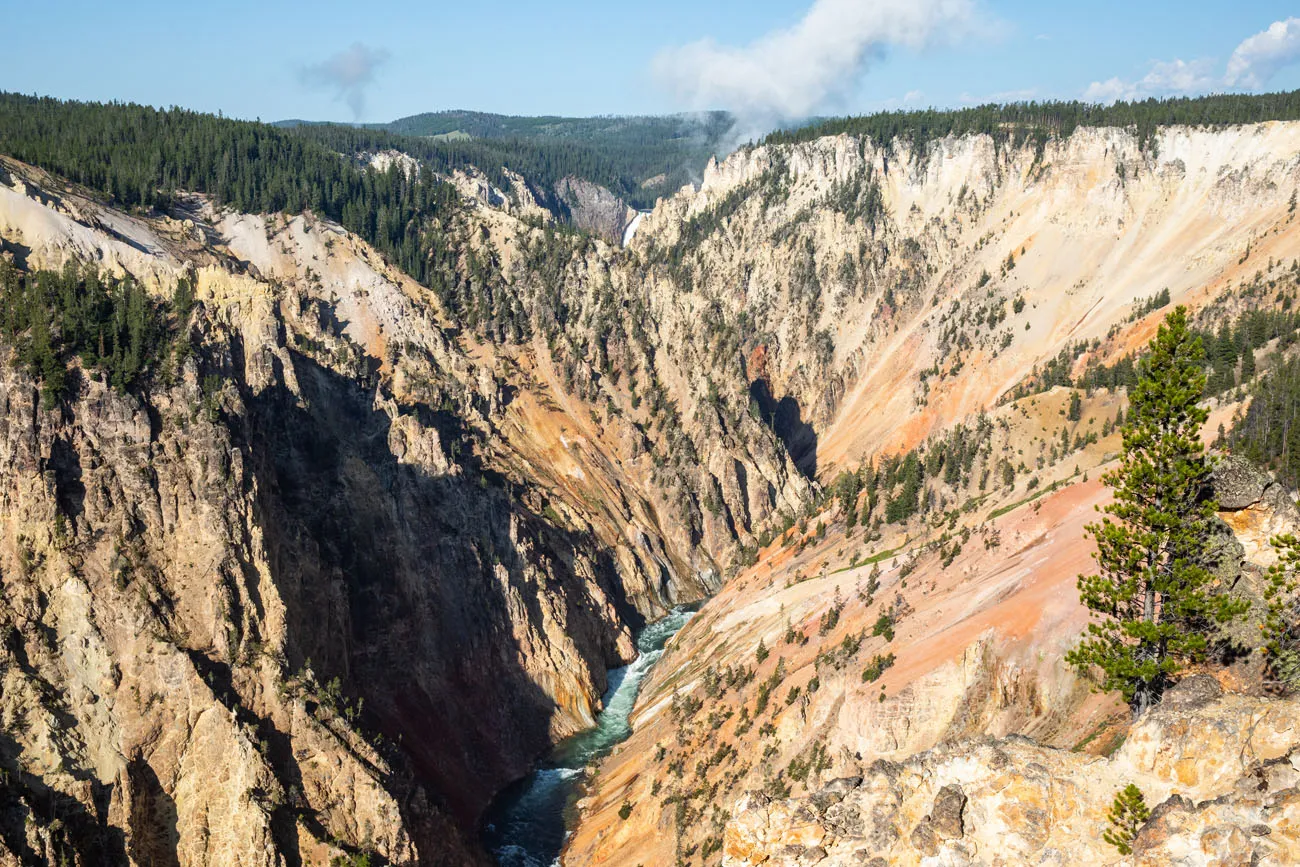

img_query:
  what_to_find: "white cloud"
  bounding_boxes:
[1082,78,1130,105]
[301,42,391,119]
[1084,58,1217,103]
[874,90,928,111]
[1225,17,1300,88]
[653,0,979,144]
[958,87,1038,105]
[1086,18,1300,104]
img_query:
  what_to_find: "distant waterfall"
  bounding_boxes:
[622,210,652,247]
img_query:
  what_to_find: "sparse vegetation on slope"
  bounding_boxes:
[1227,353,1300,489]
[1265,535,1300,692]
[1018,269,1300,401]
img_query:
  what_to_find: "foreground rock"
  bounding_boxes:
[723,679,1300,866]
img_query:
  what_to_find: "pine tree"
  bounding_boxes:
[1067,307,1247,716]
[1240,343,1257,383]
[1102,783,1151,855]
[1264,534,1300,691]
[1067,389,1082,421]
[885,452,923,522]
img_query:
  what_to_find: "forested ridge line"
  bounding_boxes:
[277,109,733,210]
[0,91,468,292]
[765,89,1300,152]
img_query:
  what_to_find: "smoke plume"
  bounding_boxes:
[301,42,391,120]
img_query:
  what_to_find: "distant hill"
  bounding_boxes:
[275,110,735,212]
[383,109,730,146]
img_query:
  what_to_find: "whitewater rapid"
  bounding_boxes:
[485,607,694,867]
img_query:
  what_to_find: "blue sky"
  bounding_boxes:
[3,1,1299,124]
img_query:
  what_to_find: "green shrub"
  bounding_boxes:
[861,653,896,683]
[1102,784,1150,855]
[872,613,895,642]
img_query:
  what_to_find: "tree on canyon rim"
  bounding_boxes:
[1067,306,1246,717]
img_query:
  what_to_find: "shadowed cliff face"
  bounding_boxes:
[748,379,817,479]
[0,298,651,865]
[241,350,641,826]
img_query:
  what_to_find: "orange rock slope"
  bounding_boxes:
[567,417,1297,867]
[564,119,1300,867]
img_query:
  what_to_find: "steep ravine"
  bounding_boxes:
[485,607,694,866]
[0,157,806,865]
[0,291,634,864]
[1,115,1300,867]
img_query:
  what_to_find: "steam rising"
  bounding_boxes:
[653,0,976,146]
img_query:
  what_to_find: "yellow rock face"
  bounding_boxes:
[716,690,1300,866]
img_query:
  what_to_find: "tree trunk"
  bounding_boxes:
[1131,683,1153,720]
[1132,674,1168,719]
[1130,665,1166,720]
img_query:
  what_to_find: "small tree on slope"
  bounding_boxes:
[1103,784,1151,855]
[1067,307,1246,717]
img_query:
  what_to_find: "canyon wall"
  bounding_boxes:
[565,122,1300,866]
[1,116,1300,866]
[0,155,807,864]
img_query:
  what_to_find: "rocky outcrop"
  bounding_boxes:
[554,176,635,243]
[1214,454,1300,566]
[0,355,437,865]
[722,680,1300,866]
[357,149,421,178]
